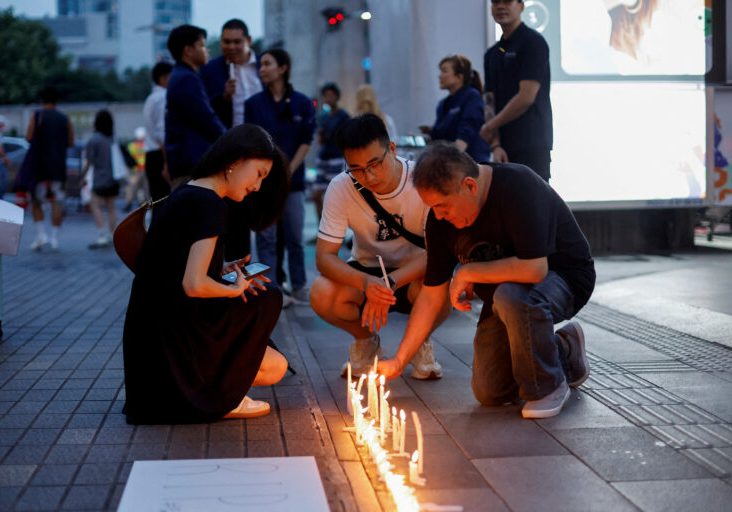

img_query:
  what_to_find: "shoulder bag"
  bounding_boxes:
[113,195,167,273]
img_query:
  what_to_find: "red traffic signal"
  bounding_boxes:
[322,7,346,31]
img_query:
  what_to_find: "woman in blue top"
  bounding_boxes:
[423,55,491,163]
[245,48,316,302]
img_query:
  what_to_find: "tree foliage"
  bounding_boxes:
[0,8,155,104]
[0,8,69,104]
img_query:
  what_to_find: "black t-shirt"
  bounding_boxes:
[424,164,595,315]
[484,23,553,153]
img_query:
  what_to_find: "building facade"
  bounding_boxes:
[46,0,190,73]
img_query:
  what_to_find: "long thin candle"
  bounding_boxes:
[376,254,391,290]
[346,362,353,415]
[411,411,424,474]
[399,409,407,455]
[392,406,399,451]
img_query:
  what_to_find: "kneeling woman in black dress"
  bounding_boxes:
[123,124,289,424]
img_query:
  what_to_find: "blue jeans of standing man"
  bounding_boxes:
[471,271,575,404]
[256,191,306,291]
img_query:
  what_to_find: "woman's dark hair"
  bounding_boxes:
[413,142,479,195]
[336,113,390,151]
[321,82,341,98]
[261,47,291,84]
[194,124,289,230]
[439,54,483,94]
[167,24,207,63]
[94,109,114,137]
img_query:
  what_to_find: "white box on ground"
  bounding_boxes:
[0,200,23,256]
[117,456,330,512]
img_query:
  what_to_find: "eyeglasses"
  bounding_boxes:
[345,147,389,179]
[490,0,520,4]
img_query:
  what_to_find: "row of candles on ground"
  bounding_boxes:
[346,358,425,512]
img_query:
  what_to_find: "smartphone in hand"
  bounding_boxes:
[221,262,271,283]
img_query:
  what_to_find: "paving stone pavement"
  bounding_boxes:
[1,207,732,511]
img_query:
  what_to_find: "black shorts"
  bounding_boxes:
[93,182,120,198]
[347,260,413,315]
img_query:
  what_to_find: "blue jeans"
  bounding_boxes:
[471,271,575,404]
[255,191,306,290]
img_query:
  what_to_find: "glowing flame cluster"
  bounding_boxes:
[350,382,420,512]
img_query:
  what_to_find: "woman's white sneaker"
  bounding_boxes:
[224,395,271,419]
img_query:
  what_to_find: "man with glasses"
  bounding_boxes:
[309,114,448,378]
[480,0,553,182]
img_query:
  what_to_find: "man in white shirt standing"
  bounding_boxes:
[310,114,449,378]
[201,18,261,129]
[142,61,173,201]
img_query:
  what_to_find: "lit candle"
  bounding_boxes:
[356,373,366,398]
[391,406,399,451]
[346,362,353,415]
[381,389,390,439]
[399,409,407,455]
[367,372,377,420]
[411,411,424,474]
[228,62,235,80]
[409,450,426,486]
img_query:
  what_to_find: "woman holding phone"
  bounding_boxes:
[122,124,289,424]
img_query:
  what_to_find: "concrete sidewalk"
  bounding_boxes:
[0,205,731,511]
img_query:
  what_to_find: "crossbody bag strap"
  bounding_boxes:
[349,161,425,249]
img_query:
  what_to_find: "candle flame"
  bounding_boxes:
[411,450,419,463]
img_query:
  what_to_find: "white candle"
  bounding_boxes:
[228,62,235,80]
[378,376,385,443]
[373,354,379,373]
[377,254,391,290]
[411,411,424,474]
[346,362,353,416]
[381,390,391,433]
[356,373,366,397]
[391,406,399,451]
[409,450,426,486]
[368,372,378,420]
[399,409,407,455]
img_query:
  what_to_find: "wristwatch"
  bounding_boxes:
[387,275,397,289]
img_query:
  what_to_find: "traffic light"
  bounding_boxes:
[321,7,346,31]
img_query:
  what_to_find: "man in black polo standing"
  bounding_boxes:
[480,0,553,182]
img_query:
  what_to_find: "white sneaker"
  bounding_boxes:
[30,235,49,251]
[281,294,296,309]
[224,395,271,419]
[409,339,443,380]
[521,379,570,419]
[49,238,59,251]
[291,287,309,303]
[88,235,111,249]
[340,335,383,378]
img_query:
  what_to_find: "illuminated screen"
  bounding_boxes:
[494,0,710,206]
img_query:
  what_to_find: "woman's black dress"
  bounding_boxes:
[122,184,282,424]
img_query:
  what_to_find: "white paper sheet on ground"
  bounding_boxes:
[117,456,329,512]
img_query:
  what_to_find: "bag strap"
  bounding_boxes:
[348,161,425,249]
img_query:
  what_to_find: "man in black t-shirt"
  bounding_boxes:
[480,0,553,181]
[377,144,595,419]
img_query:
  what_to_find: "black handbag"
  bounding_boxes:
[12,112,40,193]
